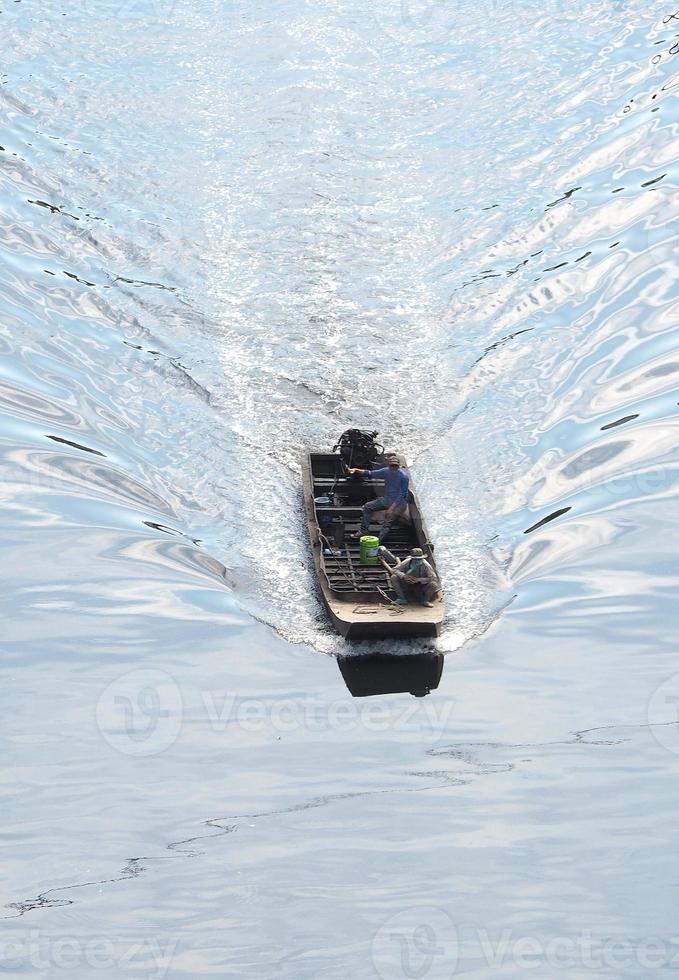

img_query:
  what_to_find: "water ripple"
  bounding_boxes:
[2,4,679,968]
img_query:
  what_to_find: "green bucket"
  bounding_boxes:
[360,535,380,565]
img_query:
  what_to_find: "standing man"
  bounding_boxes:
[348,454,409,543]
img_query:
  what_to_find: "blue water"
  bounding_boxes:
[2,1,679,976]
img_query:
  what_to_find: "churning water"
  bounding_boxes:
[2,0,679,976]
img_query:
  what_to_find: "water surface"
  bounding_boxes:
[2,0,679,976]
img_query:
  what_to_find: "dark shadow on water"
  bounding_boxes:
[601,413,639,431]
[337,651,444,698]
[47,434,106,456]
[524,506,572,535]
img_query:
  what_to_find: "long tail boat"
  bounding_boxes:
[303,430,444,639]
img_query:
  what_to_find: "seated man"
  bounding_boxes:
[379,546,440,607]
[348,454,409,543]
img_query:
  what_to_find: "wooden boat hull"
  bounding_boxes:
[324,595,442,639]
[303,452,444,640]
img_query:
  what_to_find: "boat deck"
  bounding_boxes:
[318,513,418,596]
[310,452,426,599]
[303,451,443,638]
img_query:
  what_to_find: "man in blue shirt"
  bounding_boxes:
[348,454,409,543]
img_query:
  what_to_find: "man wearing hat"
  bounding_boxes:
[379,546,440,607]
[348,454,409,544]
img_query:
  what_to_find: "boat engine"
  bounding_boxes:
[333,429,383,471]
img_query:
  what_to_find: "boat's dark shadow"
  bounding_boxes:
[337,650,444,698]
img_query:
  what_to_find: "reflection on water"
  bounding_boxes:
[2,0,679,975]
[338,652,444,698]
[524,506,573,535]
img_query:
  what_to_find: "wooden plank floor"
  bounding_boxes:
[321,522,418,594]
